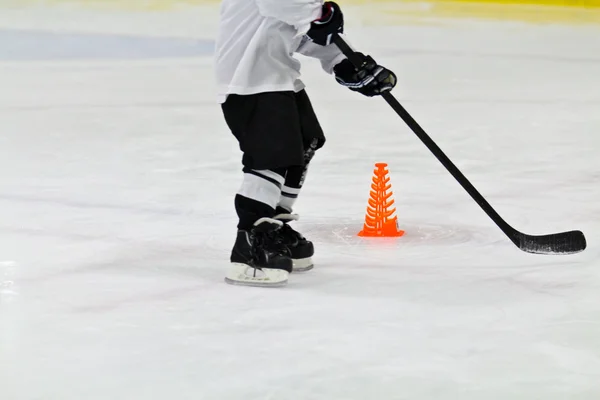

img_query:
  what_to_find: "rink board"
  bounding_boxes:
[7,0,600,24]
[9,0,600,8]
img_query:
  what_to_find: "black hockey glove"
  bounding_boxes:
[333,53,397,97]
[306,2,344,46]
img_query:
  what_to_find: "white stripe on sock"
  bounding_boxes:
[281,185,301,195]
[253,169,285,186]
[238,173,282,209]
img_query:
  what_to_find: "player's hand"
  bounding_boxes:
[333,53,397,97]
[306,2,344,46]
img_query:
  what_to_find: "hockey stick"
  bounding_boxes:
[333,34,586,255]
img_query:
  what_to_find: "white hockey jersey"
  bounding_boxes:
[215,0,347,103]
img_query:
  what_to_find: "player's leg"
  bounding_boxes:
[222,92,306,286]
[275,165,315,272]
[228,167,291,287]
[276,138,318,213]
[274,90,325,272]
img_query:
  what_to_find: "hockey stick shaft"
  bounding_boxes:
[332,35,516,239]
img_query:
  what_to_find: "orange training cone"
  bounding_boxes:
[358,163,405,237]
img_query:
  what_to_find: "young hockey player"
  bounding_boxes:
[216,0,397,287]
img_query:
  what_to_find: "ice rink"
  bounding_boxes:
[1,3,599,399]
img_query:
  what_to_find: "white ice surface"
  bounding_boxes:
[1,6,600,400]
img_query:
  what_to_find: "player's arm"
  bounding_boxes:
[296,36,347,74]
[299,41,398,97]
[295,2,349,75]
[302,2,398,97]
[255,0,323,33]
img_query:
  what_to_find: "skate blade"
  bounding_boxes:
[225,263,289,288]
[224,277,288,288]
[292,257,314,273]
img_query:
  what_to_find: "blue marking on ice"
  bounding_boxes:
[0,29,214,61]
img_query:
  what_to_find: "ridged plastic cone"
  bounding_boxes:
[358,163,405,237]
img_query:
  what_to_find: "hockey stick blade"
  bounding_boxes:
[332,34,587,255]
[510,229,587,255]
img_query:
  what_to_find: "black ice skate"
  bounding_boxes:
[274,212,314,272]
[226,217,293,287]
